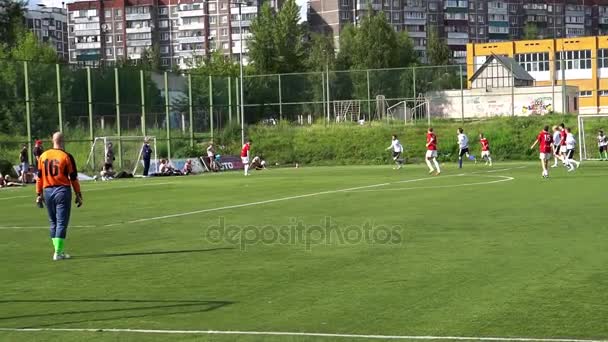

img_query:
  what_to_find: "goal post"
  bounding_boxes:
[577,115,608,161]
[85,136,158,175]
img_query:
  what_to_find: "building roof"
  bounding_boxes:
[469,54,535,83]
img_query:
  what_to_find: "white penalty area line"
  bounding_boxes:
[0,328,604,342]
[349,175,514,193]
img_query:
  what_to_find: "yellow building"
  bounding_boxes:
[467,36,608,114]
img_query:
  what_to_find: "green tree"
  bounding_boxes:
[352,10,399,69]
[427,27,451,66]
[0,0,27,48]
[140,43,162,71]
[335,24,357,70]
[524,23,539,40]
[248,3,278,74]
[306,33,335,71]
[274,0,305,73]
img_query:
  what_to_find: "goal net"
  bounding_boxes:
[85,136,158,175]
[577,115,608,161]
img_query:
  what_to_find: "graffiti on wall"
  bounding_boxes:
[522,97,553,115]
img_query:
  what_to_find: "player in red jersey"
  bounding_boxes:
[241,139,252,176]
[425,128,441,175]
[479,133,492,166]
[530,125,553,178]
[558,123,568,165]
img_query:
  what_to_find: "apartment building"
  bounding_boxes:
[66,0,281,69]
[25,6,69,61]
[309,0,608,64]
[467,35,608,114]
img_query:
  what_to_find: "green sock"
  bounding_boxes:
[56,239,65,254]
[51,238,58,252]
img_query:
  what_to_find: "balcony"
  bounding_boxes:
[126,13,152,21]
[73,29,100,36]
[404,17,426,25]
[73,16,100,24]
[126,39,153,47]
[600,17,608,25]
[177,49,206,56]
[179,22,205,30]
[179,9,206,17]
[447,32,468,39]
[177,36,205,44]
[231,20,252,28]
[126,26,152,34]
[75,42,101,49]
[407,31,426,38]
[447,38,468,45]
[231,32,252,41]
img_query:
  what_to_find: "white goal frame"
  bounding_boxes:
[85,136,158,175]
[577,115,608,162]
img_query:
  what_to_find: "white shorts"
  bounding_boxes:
[425,150,437,159]
[559,145,568,154]
[207,151,214,158]
[540,153,551,160]
[481,151,490,158]
[241,156,249,164]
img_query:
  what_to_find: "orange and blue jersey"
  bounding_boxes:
[36,149,81,195]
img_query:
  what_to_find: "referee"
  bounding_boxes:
[36,132,83,261]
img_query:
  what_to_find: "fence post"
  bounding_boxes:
[87,67,94,142]
[326,64,330,123]
[140,70,146,137]
[321,71,326,125]
[366,69,371,119]
[460,64,464,122]
[209,75,214,140]
[55,64,63,132]
[114,68,122,169]
[164,71,171,160]
[278,74,283,121]
[228,76,232,122]
[188,73,194,148]
[235,77,240,124]
[23,61,32,152]
[412,66,417,99]
[511,61,515,117]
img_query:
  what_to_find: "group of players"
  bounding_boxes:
[386,124,608,178]
[386,127,493,175]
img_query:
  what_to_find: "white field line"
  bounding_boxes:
[0,182,176,201]
[0,225,95,230]
[0,327,604,342]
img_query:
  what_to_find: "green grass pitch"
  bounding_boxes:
[1,162,607,342]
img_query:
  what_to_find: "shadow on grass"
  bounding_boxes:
[0,299,235,328]
[75,247,235,259]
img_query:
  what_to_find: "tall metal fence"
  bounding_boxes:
[0,59,577,165]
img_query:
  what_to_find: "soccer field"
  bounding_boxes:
[1,163,607,342]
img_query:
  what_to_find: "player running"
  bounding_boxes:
[530,125,553,179]
[425,128,441,175]
[386,134,404,169]
[598,130,608,161]
[564,127,580,171]
[241,139,252,176]
[456,128,476,168]
[36,132,83,261]
[551,125,563,168]
[558,123,568,166]
[479,133,493,166]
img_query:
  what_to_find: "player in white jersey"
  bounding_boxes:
[456,128,475,169]
[564,127,580,171]
[598,130,608,161]
[551,125,563,167]
[386,134,404,169]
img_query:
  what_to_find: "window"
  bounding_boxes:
[221,15,228,24]
[159,20,169,28]
[114,9,122,18]
[221,2,227,9]
[222,42,229,49]
[209,3,216,11]
[556,50,592,70]
[429,2,438,10]
[116,34,123,42]
[159,7,169,15]
[161,32,170,41]
[209,29,217,37]
[341,11,350,20]
[579,91,592,97]
[221,28,228,36]
[116,47,124,55]
[599,90,608,96]
[105,48,113,57]
[209,16,217,24]
[105,35,112,43]
[160,45,170,54]
[598,49,608,68]
[105,10,112,18]
[116,22,123,30]
[516,52,550,72]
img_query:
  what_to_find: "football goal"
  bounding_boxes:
[85,136,158,175]
[577,115,608,161]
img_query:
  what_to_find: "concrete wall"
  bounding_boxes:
[427,85,580,119]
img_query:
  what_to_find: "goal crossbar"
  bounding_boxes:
[85,136,158,175]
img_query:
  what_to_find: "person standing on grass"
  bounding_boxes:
[386,134,404,170]
[598,130,608,161]
[33,139,43,164]
[564,127,580,172]
[19,144,29,184]
[551,125,563,168]
[142,138,153,176]
[425,128,441,175]
[36,132,83,261]
[241,139,252,176]
[479,133,493,166]
[530,125,553,179]
[456,128,476,169]
[559,123,568,167]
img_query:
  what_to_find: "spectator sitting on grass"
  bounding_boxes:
[183,159,193,175]
[18,166,35,184]
[0,173,25,188]
[250,156,267,170]
[100,162,116,181]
